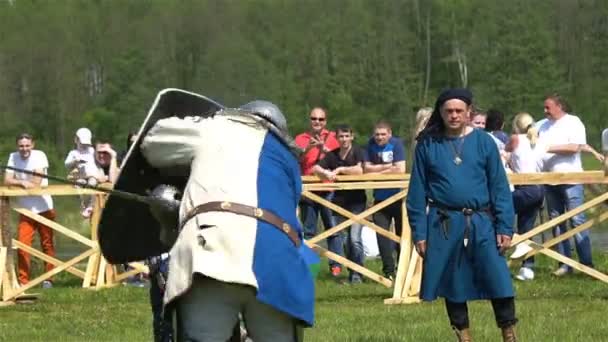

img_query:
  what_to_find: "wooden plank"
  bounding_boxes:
[407,257,423,297]
[384,296,421,305]
[400,250,420,299]
[531,243,608,283]
[513,210,608,261]
[391,202,411,300]
[82,251,100,288]
[305,242,393,288]
[507,171,608,185]
[304,181,408,191]
[12,240,85,279]
[4,248,96,301]
[302,174,409,183]
[13,208,95,248]
[114,262,150,283]
[0,196,16,301]
[95,257,108,289]
[0,247,6,296]
[0,185,105,197]
[304,190,404,244]
[512,191,608,245]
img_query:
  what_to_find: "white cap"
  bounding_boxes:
[76,128,92,145]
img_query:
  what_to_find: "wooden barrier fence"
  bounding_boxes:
[0,185,147,306]
[302,171,608,305]
[0,170,606,306]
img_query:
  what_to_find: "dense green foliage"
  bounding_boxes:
[1,0,607,172]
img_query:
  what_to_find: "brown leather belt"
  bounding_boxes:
[181,201,300,247]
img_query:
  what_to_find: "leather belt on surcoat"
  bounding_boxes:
[181,201,300,247]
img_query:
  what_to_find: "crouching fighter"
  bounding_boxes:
[406,88,518,342]
[98,89,317,342]
[144,101,315,341]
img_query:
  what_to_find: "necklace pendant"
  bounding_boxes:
[454,156,462,165]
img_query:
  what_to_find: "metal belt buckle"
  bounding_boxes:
[254,208,264,218]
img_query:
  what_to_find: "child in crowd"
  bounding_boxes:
[64,127,99,218]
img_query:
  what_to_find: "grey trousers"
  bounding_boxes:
[175,275,303,342]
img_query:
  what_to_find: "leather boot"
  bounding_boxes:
[501,325,517,342]
[452,326,472,342]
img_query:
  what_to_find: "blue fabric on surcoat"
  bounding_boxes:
[406,129,515,302]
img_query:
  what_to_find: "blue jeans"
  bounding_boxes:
[300,192,342,268]
[149,257,174,342]
[372,200,403,276]
[544,184,593,268]
[334,202,366,280]
[512,185,544,268]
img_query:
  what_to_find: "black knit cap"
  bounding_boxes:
[434,88,473,110]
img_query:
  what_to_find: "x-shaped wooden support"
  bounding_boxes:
[301,190,407,287]
[510,191,608,283]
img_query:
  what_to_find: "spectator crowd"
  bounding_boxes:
[3,92,606,290]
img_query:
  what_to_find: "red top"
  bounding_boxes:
[294,129,340,175]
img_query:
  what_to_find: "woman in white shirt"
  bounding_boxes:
[505,113,545,281]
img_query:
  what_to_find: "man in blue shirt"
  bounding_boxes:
[363,120,406,279]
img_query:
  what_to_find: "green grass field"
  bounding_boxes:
[1,257,608,341]
[0,155,606,341]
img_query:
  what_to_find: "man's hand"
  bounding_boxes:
[415,240,427,258]
[323,169,338,181]
[496,234,512,255]
[20,180,35,189]
[309,136,323,147]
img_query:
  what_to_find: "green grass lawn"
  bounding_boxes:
[0,154,605,341]
[1,256,608,342]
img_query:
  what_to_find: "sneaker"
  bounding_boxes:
[552,265,572,277]
[515,267,534,281]
[42,280,53,289]
[510,243,533,260]
[349,274,363,284]
[384,272,395,281]
[330,266,342,277]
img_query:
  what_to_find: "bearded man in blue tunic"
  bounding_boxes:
[140,99,316,342]
[406,89,518,342]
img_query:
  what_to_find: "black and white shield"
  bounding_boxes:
[98,88,224,264]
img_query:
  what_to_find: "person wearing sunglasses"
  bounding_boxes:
[294,107,343,277]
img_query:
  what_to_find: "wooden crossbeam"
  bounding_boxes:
[511,210,608,262]
[302,174,409,182]
[114,263,150,283]
[12,240,85,279]
[0,248,6,296]
[305,242,392,287]
[82,251,100,288]
[4,248,96,301]
[13,208,95,248]
[0,185,103,197]
[392,202,411,300]
[303,190,404,244]
[508,171,608,185]
[304,181,408,191]
[512,191,608,245]
[522,241,608,283]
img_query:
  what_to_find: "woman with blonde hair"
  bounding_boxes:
[506,112,545,281]
[411,107,433,153]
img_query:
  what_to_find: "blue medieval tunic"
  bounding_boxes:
[406,128,515,302]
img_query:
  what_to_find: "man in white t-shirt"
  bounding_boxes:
[4,133,57,288]
[536,94,593,276]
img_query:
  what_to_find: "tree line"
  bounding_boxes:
[0,0,607,173]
